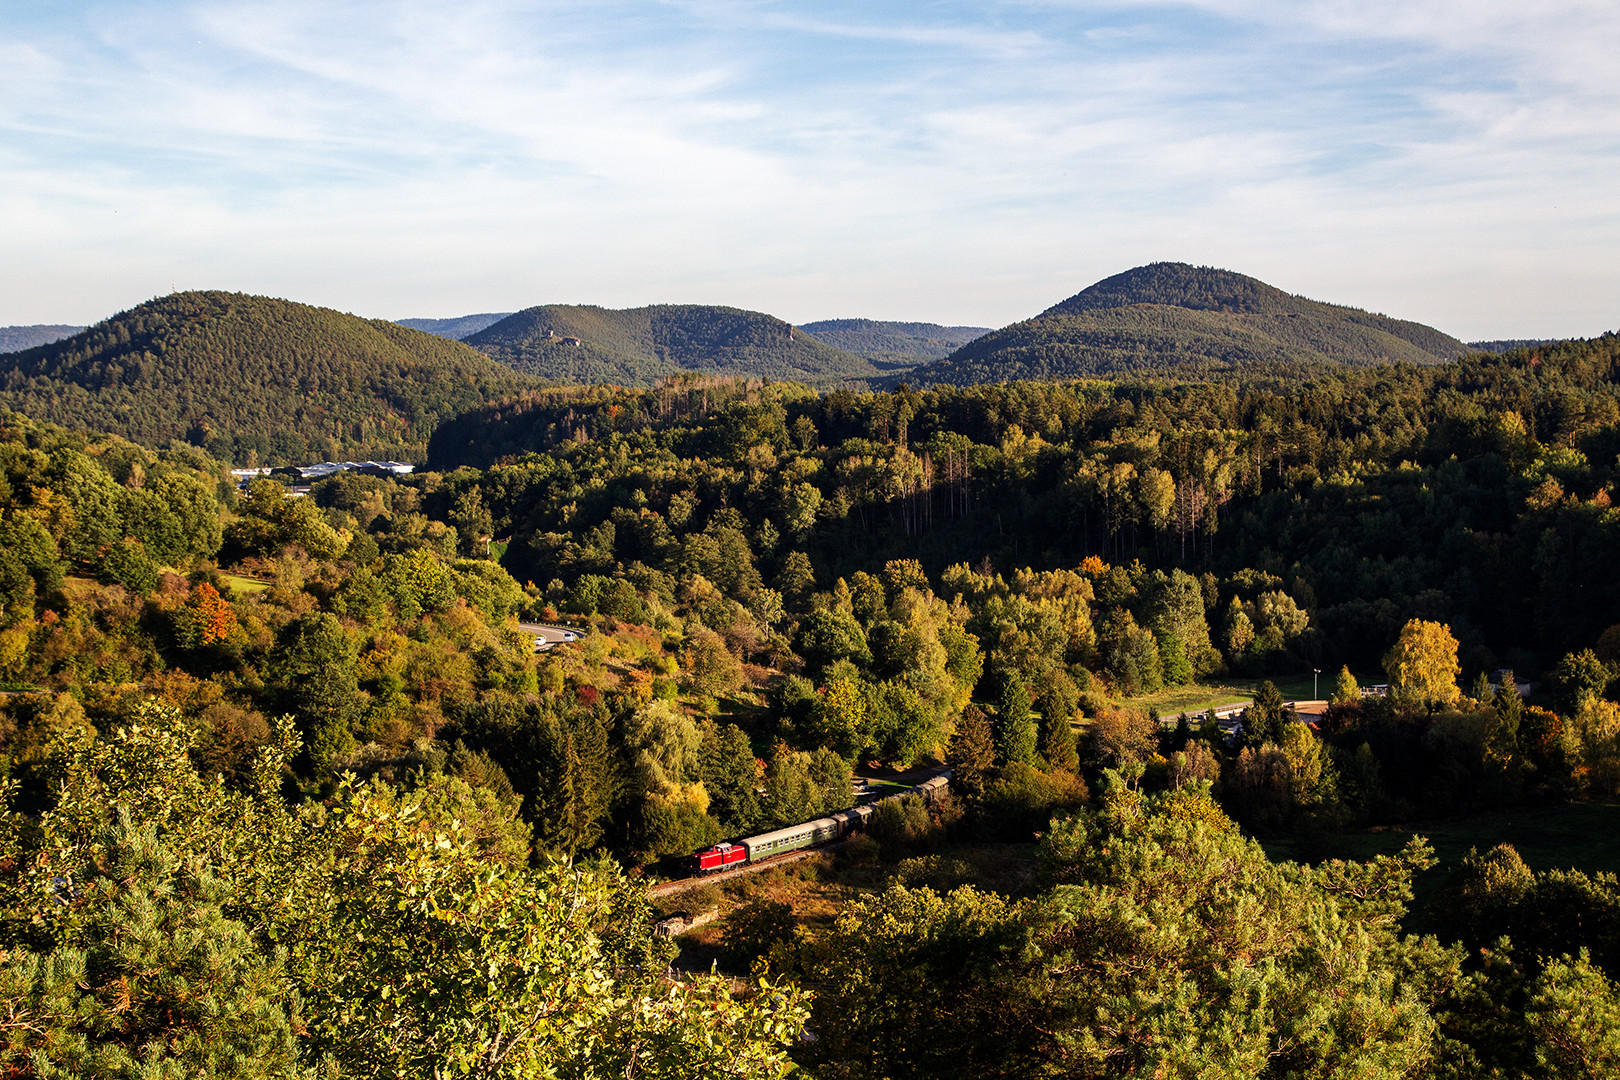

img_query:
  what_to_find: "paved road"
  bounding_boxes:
[516,622,581,652]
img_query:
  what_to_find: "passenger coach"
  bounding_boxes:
[688,771,949,875]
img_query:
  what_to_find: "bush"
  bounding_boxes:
[892,855,978,893]
[721,898,798,970]
[978,764,1089,840]
[838,832,881,867]
[868,793,940,854]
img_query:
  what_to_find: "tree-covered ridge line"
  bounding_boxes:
[0,326,84,354]
[798,318,991,365]
[0,291,540,466]
[466,302,883,387]
[909,262,1470,384]
[394,312,513,340]
[1470,338,1566,353]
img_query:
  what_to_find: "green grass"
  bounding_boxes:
[1223,673,1369,702]
[221,573,269,595]
[1098,681,1258,720]
[1108,671,1379,716]
[1225,675,1317,701]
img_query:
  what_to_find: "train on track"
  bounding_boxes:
[690,771,950,874]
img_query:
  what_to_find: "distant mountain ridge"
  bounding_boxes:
[395,313,513,340]
[0,325,85,353]
[467,303,880,386]
[0,291,537,465]
[910,263,1468,385]
[799,319,990,365]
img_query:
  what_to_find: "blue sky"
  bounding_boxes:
[2,1,1617,339]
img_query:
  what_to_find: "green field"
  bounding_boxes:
[1104,671,1380,719]
[1107,683,1254,718]
[221,573,269,595]
[858,779,913,796]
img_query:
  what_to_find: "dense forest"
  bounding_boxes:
[429,334,1620,673]
[911,262,1469,384]
[0,292,538,465]
[798,318,990,365]
[7,324,1620,1074]
[467,304,881,387]
[393,312,513,340]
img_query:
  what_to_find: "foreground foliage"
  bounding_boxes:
[0,708,807,1078]
[802,777,1620,1080]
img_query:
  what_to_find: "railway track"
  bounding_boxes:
[650,768,949,899]
[648,840,844,898]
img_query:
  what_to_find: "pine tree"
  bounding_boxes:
[3,814,304,1079]
[700,721,763,833]
[1040,709,1080,772]
[533,715,584,854]
[995,670,1038,766]
[1170,713,1193,753]
[1526,952,1620,1078]
[1245,680,1287,746]
[1494,670,1523,745]
[947,706,995,803]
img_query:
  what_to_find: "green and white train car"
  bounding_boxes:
[690,771,951,874]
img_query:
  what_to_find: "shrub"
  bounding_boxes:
[721,898,798,970]
[978,763,1089,840]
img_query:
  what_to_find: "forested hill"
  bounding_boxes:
[395,312,513,340]
[0,324,84,353]
[910,262,1468,384]
[0,291,537,465]
[466,303,882,386]
[799,318,991,365]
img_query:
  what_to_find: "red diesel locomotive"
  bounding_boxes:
[693,841,748,873]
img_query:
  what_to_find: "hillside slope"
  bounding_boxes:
[911,263,1467,384]
[0,291,537,465]
[395,313,513,340]
[467,304,881,386]
[799,319,990,365]
[0,325,85,353]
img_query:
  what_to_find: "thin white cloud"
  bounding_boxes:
[0,0,1615,338]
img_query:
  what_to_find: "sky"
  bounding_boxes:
[1,1,1617,339]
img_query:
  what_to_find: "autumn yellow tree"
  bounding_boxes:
[1382,618,1460,706]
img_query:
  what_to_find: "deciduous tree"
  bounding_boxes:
[1384,618,1461,706]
